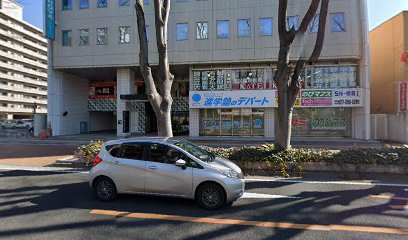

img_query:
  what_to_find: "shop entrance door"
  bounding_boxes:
[220,109,232,136]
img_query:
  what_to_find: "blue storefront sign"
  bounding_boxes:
[44,0,55,40]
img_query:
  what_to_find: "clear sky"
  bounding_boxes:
[13,0,408,31]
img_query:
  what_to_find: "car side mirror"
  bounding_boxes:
[175,159,187,169]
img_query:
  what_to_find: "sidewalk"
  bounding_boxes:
[0,144,76,167]
[0,133,385,149]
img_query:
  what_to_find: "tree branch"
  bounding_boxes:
[297,0,321,34]
[278,0,289,47]
[309,0,329,61]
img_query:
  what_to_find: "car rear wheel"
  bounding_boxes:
[93,177,117,201]
[196,182,226,210]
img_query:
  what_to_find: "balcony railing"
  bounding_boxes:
[0,73,47,87]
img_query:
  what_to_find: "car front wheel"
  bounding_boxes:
[93,177,117,201]
[196,182,226,210]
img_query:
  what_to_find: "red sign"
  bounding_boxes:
[401,51,408,64]
[400,82,407,112]
[89,83,116,99]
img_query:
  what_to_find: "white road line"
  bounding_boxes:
[242,192,301,199]
[245,178,408,188]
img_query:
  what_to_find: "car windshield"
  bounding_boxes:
[175,140,214,162]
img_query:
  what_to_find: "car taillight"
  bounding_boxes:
[93,154,102,166]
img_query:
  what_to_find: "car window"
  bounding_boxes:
[106,144,122,158]
[121,144,145,160]
[149,144,184,164]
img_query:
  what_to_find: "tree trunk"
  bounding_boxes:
[150,94,173,137]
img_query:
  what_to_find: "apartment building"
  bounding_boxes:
[47,0,370,140]
[0,0,47,120]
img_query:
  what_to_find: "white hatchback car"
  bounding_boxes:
[89,138,245,209]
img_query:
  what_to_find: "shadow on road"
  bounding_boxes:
[0,170,407,239]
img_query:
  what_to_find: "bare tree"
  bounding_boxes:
[274,0,329,149]
[135,0,174,137]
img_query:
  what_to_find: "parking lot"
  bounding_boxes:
[0,128,32,138]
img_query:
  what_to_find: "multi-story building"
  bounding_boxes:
[47,0,370,140]
[370,11,408,142]
[0,0,48,120]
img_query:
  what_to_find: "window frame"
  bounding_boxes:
[96,27,108,45]
[216,20,230,39]
[196,21,209,40]
[62,30,72,46]
[286,15,299,31]
[119,0,131,6]
[309,14,320,33]
[119,26,131,44]
[237,19,251,38]
[79,0,89,9]
[331,12,346,32]
[176,23,189,41]
[79,28,90,46]
[97,0,108,8]
[62,0,72,10]
[259,17,273,36]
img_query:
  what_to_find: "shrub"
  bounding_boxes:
[75,140,104,166]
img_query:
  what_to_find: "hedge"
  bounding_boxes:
[76,141,408,177]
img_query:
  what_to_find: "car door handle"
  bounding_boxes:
[113,161,120,165]
[148,166,157,170]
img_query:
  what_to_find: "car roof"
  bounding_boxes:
[105,137,181,146]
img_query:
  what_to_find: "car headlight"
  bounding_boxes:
[221,170,239,179]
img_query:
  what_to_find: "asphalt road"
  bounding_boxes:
[0,170,408,240]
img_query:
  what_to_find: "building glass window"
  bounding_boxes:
[119,0,131,6]
[79,0,89,9]
[199,109,264,137]
[309,15,319,33]
[79,29,89,46]
[196,22,208,40]
[193,68,275,91]
[259,18,273,36]
[176,23,188,41]
[97,0,108,8]
[331,13,346,32]
[291,108,351,137]
[62,30,72,46]
[302,66,358,89]
[119,26,130,43]
[144,0,149,4]
[238,19,251,37]
[96,28,108,45]
[216,20,229,39]
[62,0,72,10]
[286,16,298,31]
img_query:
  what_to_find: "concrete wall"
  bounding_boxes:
[371,113,408,143]
[47,71,89,135]
[370,11,408,114]
[53,0,365,68]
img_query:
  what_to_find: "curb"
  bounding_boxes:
[54,157,408,175]
[241,162,408,175]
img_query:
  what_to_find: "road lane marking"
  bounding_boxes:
[89,209,408,235]
[245,179,408,188]
[370,195,408,201]
[242,192,301,199]
[389,205,408,210]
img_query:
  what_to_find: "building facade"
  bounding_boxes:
[370,11,408,115]
[48,0,370,140]
[0,0,48,120]
[370,11,408,142]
